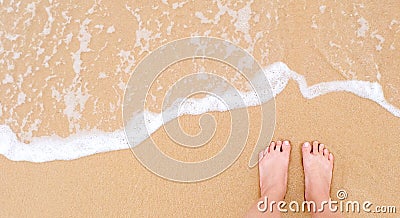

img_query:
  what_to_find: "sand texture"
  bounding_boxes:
[1,0,399,217]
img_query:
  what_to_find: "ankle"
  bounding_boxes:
[261,188,285,202]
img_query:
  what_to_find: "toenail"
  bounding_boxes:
[303,142,310,147]
[283,140,290,146]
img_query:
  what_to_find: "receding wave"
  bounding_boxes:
[0,62,399,162]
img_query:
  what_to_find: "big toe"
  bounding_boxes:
[302,141,312,157]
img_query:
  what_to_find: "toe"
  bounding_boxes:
[319,143,325,154]
[282,140,291,153]
[328,152,334,165]
[259,151,264,161]
[265,141,275,155]
[302,141,311,155]
[276,141,282,152]
[323,148,329,159]
[312,141,319,154]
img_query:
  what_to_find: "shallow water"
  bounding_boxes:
[1,61,399,162]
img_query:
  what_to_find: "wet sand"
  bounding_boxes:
[1,83,399,217]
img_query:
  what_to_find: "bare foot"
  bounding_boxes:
[259,140,291,201]
[302,141,341,217]
[246,140,291,218]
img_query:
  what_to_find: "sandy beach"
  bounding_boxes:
[1,87,399,217]
[1,0,399,217]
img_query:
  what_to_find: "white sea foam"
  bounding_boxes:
[0,126,129,162]
[357,17,369,38]
[72,18,92,74]
[0,62,399,162]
